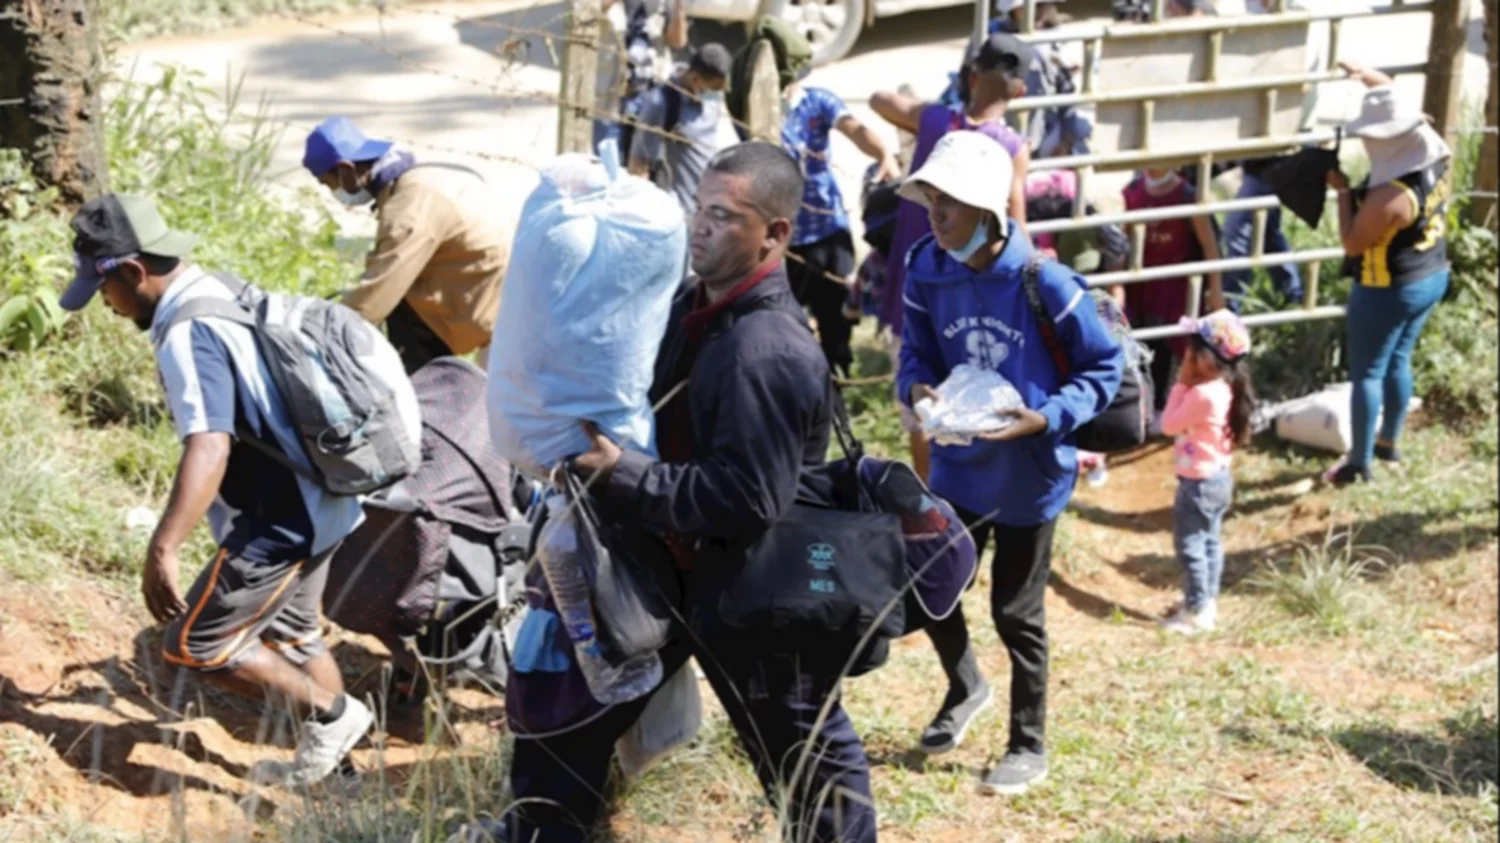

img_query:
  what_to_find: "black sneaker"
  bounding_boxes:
[980,751,1048,796]
[919,683,993,755]
[1326,462,1372,488]
[1374,443,1401,463]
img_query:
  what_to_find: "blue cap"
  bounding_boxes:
[302,116,393,177]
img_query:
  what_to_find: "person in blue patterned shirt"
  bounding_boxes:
[780,74,901,376]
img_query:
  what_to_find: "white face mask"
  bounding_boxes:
[946,214,994,264]
[1143,171,1180,192]
[700,90,725,104]
[334,187,373,207]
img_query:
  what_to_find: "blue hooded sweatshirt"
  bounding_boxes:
[897,225,1124,527]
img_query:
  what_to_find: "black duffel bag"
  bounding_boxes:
[711,388,907,671]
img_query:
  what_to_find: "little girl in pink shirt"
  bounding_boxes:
[1159,310,1255,635]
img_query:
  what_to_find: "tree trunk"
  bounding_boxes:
[0,0,108,208]
[1475,0,1498,228]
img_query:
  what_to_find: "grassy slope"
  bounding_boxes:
[0,72,1496,843]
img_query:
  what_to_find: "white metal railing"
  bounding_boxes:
[1006,63,1427,113]
[960,0,1457,332]
[1131,306,1348,341]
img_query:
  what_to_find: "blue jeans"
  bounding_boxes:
[1174,468,1233,612]
[1345,270,1450,469]
[1223,172,1303,308]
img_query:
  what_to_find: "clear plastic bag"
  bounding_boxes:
[914,364,1026,447]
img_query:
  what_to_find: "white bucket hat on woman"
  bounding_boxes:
[1345,86,1451,188]
[1344,86,1423,140]
[899,130,1015,220]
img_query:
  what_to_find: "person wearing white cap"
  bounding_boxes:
[1323,61,1452,487]
[895,131,1124,794]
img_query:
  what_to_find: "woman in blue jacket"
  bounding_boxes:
[896,131,1123,795]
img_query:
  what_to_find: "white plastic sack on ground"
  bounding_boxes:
[615,661,704,781]
[914,364,1025,447]
[486,144,686,477]
[1271,382,1422,454]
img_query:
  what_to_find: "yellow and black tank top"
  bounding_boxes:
[1354,161,1450,288]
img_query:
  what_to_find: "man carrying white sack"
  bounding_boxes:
[480,142,878,843]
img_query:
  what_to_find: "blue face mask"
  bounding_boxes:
[946,215,993,264]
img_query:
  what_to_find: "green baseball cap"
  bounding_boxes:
[64,194,198,311]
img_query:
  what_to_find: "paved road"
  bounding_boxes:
[120,0,1490,241]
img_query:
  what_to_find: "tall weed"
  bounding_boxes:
[1248,529,1387,636]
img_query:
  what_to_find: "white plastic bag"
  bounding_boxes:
[615,661,704,780]
[1270,382,1421,454]
[1272,383,1355,454]
[914,364,1025,446]
[486,144,686,477]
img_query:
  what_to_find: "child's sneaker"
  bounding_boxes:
[1160,600,1216,636]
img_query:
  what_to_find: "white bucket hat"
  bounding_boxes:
[1344,86,1424,140]
[1345,87,1451,187]
[899,130,1015,221]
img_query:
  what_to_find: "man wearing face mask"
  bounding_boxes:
[897,132,1122,795]
[628,42,736,218]
[303,116,508,374]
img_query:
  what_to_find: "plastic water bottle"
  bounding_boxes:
[537,495,662,705]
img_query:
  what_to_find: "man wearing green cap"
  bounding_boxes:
[63,193,384,788]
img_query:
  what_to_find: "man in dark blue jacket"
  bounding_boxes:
[896,131,1123,794]
[534,141,876,843]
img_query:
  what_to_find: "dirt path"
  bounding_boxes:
[0,577,503,841]
[1,443,1493,841]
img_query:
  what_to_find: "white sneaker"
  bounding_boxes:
[287,695,373,787]
[1160,601,1217,636]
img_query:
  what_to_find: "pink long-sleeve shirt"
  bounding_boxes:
[1160,380,1234,479]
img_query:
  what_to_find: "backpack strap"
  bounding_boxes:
[1020,255,1072,378]
[161,272,255,336]
[160,272,322,486]
[662,84,683,136]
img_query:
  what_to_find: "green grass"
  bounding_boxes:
[1,38,1497,843]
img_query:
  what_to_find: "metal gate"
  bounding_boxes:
[969,0,1484,340]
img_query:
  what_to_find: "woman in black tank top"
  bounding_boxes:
[1324,62,1452,487]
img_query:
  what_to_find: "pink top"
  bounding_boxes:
[1160,380,1234,479]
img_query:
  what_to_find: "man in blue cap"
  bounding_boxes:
[304,116,508,373]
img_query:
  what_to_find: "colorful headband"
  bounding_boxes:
[1180,309,1252,362]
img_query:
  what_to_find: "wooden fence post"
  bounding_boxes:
[743,40,781,143]
[1421,0,1468,145]
[1474,0,1497,228]
[0,0,109,207]
[557,0,601,155]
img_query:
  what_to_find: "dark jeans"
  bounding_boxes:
[923,508,1055,756]
[509,645,876,843]
[385,300,454,375]
[1222,171,1304,307]
[788,232,857,378]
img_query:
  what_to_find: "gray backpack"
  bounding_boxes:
[166,273,421,496]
